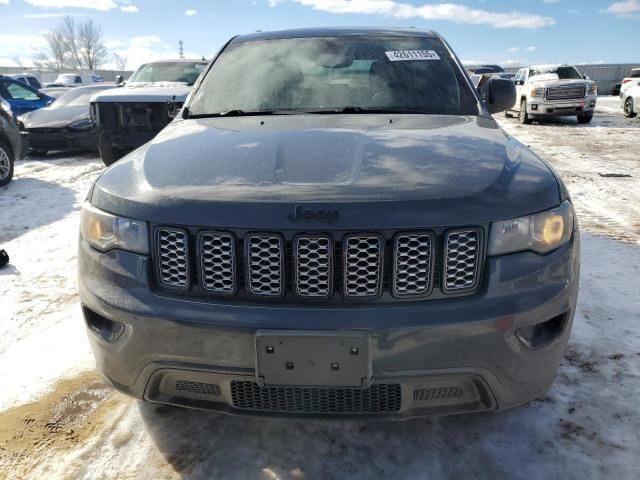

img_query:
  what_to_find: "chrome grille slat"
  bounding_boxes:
[343,235,383,298]
[156,228,189,289]
[393,233,434,297]
[199,231,236,294]
[294,235,332,298]
[546,85,586,101]
[444,230,481,292]
[246,234,284,297]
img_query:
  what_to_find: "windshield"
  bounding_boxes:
[188,36,478,116]
[128,62,206,84]
[50,86,113,108]
[530,66,583,80]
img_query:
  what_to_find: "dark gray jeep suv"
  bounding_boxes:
[79,28,579,418]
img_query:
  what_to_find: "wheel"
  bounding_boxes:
[577,113,593,124]
[519,99,531,124]
[624,97,637,118]
[98,135,124,167]
[0,138,14,187]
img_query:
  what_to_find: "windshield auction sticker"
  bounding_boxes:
[385,50,441,61]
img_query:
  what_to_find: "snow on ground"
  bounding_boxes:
[0,97,639,480]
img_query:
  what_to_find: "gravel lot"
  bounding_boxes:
[1,97,639,480]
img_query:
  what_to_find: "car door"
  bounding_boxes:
[0,79,47,117]
[513,69,524,110]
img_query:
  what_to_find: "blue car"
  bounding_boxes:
[0,75,53,119]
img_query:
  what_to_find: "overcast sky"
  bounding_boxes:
[0,0,638,70]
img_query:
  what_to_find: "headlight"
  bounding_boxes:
[587,84,597,95]
[68,117,94,130]
[530,88,545,98]
[489,201,574,255]
[80,202,149,254]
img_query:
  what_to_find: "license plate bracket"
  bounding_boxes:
[255,330,372,387]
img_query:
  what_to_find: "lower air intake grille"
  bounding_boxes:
[230,381,401,414]
[175,381,221,396]
[413,386,463,402]
[156,228,189,289]
[444,229,481,292]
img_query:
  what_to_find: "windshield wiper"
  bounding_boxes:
[187,109,310,119]
[309,106,431,115]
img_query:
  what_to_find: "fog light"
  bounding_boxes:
[531,104,538,111]
[82,306,124,342]
[516,313,568,350]
[590,101,596,107]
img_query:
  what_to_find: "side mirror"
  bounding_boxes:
[486,77,516,114]
[584,75,590,80]
[115,75,124,85]
[515,80,524,86]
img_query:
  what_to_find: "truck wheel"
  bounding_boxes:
[624,98,637,118]
[99,136,123,167]
[0,139,14,187]
[519,99,531,124]
[577,113,593,124]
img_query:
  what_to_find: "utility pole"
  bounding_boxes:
[178,40,184,59]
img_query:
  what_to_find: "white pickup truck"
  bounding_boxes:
[507,64,597,124]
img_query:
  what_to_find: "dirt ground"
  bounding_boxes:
[0,97,639,480]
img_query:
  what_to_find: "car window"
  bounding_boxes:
[630,69,640,78]
[75,76,82,84]
[128,62,207,84]
[189,36,478,116]
[514,70,523,82]
[3,81,39,100]
[27,77,42,89]
[530,66,583,80]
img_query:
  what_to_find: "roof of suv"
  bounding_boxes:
[232,27,439,44]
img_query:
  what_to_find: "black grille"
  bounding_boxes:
[175,381,221,396]
[199,231,236,294]
[294,235,333,299]
[413,386,463,402]
[153,227,484,301]
[156,228,189,289]
[230,381,401,414]
[393,232,434,297]
[443,229,481,293]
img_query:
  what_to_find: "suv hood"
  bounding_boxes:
[528,76,593,87]
[91,84,191,103]
[92,114,561,229]
[20,105,87,129]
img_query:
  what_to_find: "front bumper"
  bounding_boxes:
[78,234,580,418]
[21,128,98,152]
[527,96,597,117]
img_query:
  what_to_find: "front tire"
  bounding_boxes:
[624,97,637,118]
[519,99,531,124]
[0,139,15,187]
[577,113,593,124]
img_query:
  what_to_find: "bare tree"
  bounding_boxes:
[34,29,68,70]
[78,19,108,70]
[61,16,83,69]
[112,52,128,71]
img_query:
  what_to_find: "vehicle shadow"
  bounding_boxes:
[0,177,77,243]
[137,396,581,480]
